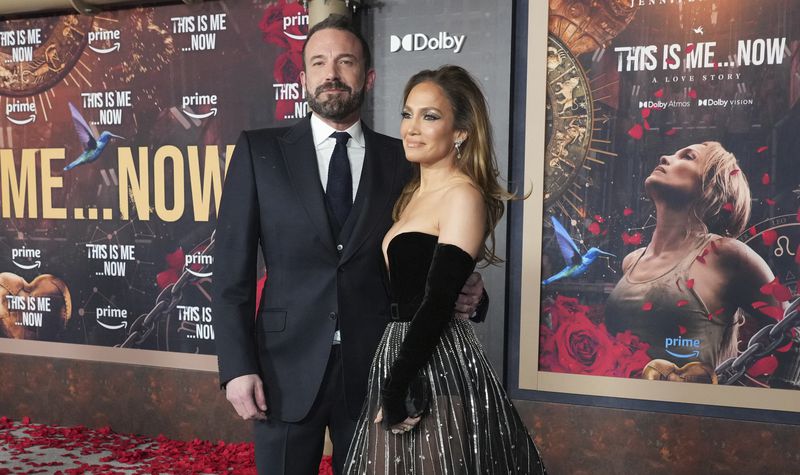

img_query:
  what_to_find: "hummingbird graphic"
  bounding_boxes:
[63,102,124,171]
[542,215,615,285]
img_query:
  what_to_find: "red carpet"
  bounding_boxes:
[0,417,333,474]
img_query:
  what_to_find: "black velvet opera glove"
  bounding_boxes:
[381,243,476,429]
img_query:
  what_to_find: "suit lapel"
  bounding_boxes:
[278,116,337,254]
[340,125,398,264]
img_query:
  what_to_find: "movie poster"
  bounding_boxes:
[0,0,311,363]
[520,0,800,412]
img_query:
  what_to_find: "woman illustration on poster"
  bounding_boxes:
[605,142,800,388]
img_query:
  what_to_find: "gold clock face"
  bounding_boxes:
[544,34,594,212]
[0,16,93,97]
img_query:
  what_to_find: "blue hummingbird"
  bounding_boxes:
[542,215,615,285]
[63,102,124,171]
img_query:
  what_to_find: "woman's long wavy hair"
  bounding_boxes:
[693,141,751,237]
[393,65,514,265]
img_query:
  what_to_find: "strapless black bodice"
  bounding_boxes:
[386,232,439,322]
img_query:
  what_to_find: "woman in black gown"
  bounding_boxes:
[344,65,546,474]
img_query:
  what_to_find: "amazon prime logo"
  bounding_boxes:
[665,336,701,359]
[88,29,121,54]
[11,246,42,270]
[283,12,308,41]
[6,101,36,125]
[185,252,213,278]
[96,305,128,331]
[181,92,218,121]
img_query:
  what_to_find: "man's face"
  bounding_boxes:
[300,28,375,123]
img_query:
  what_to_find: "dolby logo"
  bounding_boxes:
[697,98,729,107]
[389,32,466,54]
[638,100,666,109]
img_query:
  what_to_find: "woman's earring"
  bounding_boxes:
[454,139,463,159]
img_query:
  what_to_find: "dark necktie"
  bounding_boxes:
[327,131,352,227]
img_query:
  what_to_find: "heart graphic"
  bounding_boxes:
[641,358,718,384]
[0,272,72,341]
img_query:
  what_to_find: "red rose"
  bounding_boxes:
[615,330,647,351]
[260,1,290,48]
[274,50,303,83]
[540,296,653,377]
[613,330,652,377]
[156,247,185,289]
[539,324,557,364]
[543,295,590,329]
[551,312,617,375]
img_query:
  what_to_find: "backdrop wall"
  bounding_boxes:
[2,1,800,473]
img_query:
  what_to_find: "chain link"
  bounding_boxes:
[117,231,215,348]
[715,297,800,385]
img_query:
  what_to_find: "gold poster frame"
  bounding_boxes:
[1,339,218,371]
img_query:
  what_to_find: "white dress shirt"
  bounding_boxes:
[310,113,366,201]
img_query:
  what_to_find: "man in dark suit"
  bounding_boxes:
[212,15,485,475]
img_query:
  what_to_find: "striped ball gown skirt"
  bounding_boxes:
[344,319,546,474]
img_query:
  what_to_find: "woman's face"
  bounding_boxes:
[645,143,708,201]
[400,81,464,165]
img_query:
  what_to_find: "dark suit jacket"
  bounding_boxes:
[212,115,411,422]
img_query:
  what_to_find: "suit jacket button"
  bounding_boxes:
[329,312,337,320]
[336,244,344,252]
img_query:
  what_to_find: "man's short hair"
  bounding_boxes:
[302,14,372,70]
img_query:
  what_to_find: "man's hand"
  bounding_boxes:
[225,374,268,420]
[374,407,421,435]
[454,272,484,320]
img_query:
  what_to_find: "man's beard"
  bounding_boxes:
[307,80,365,121]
